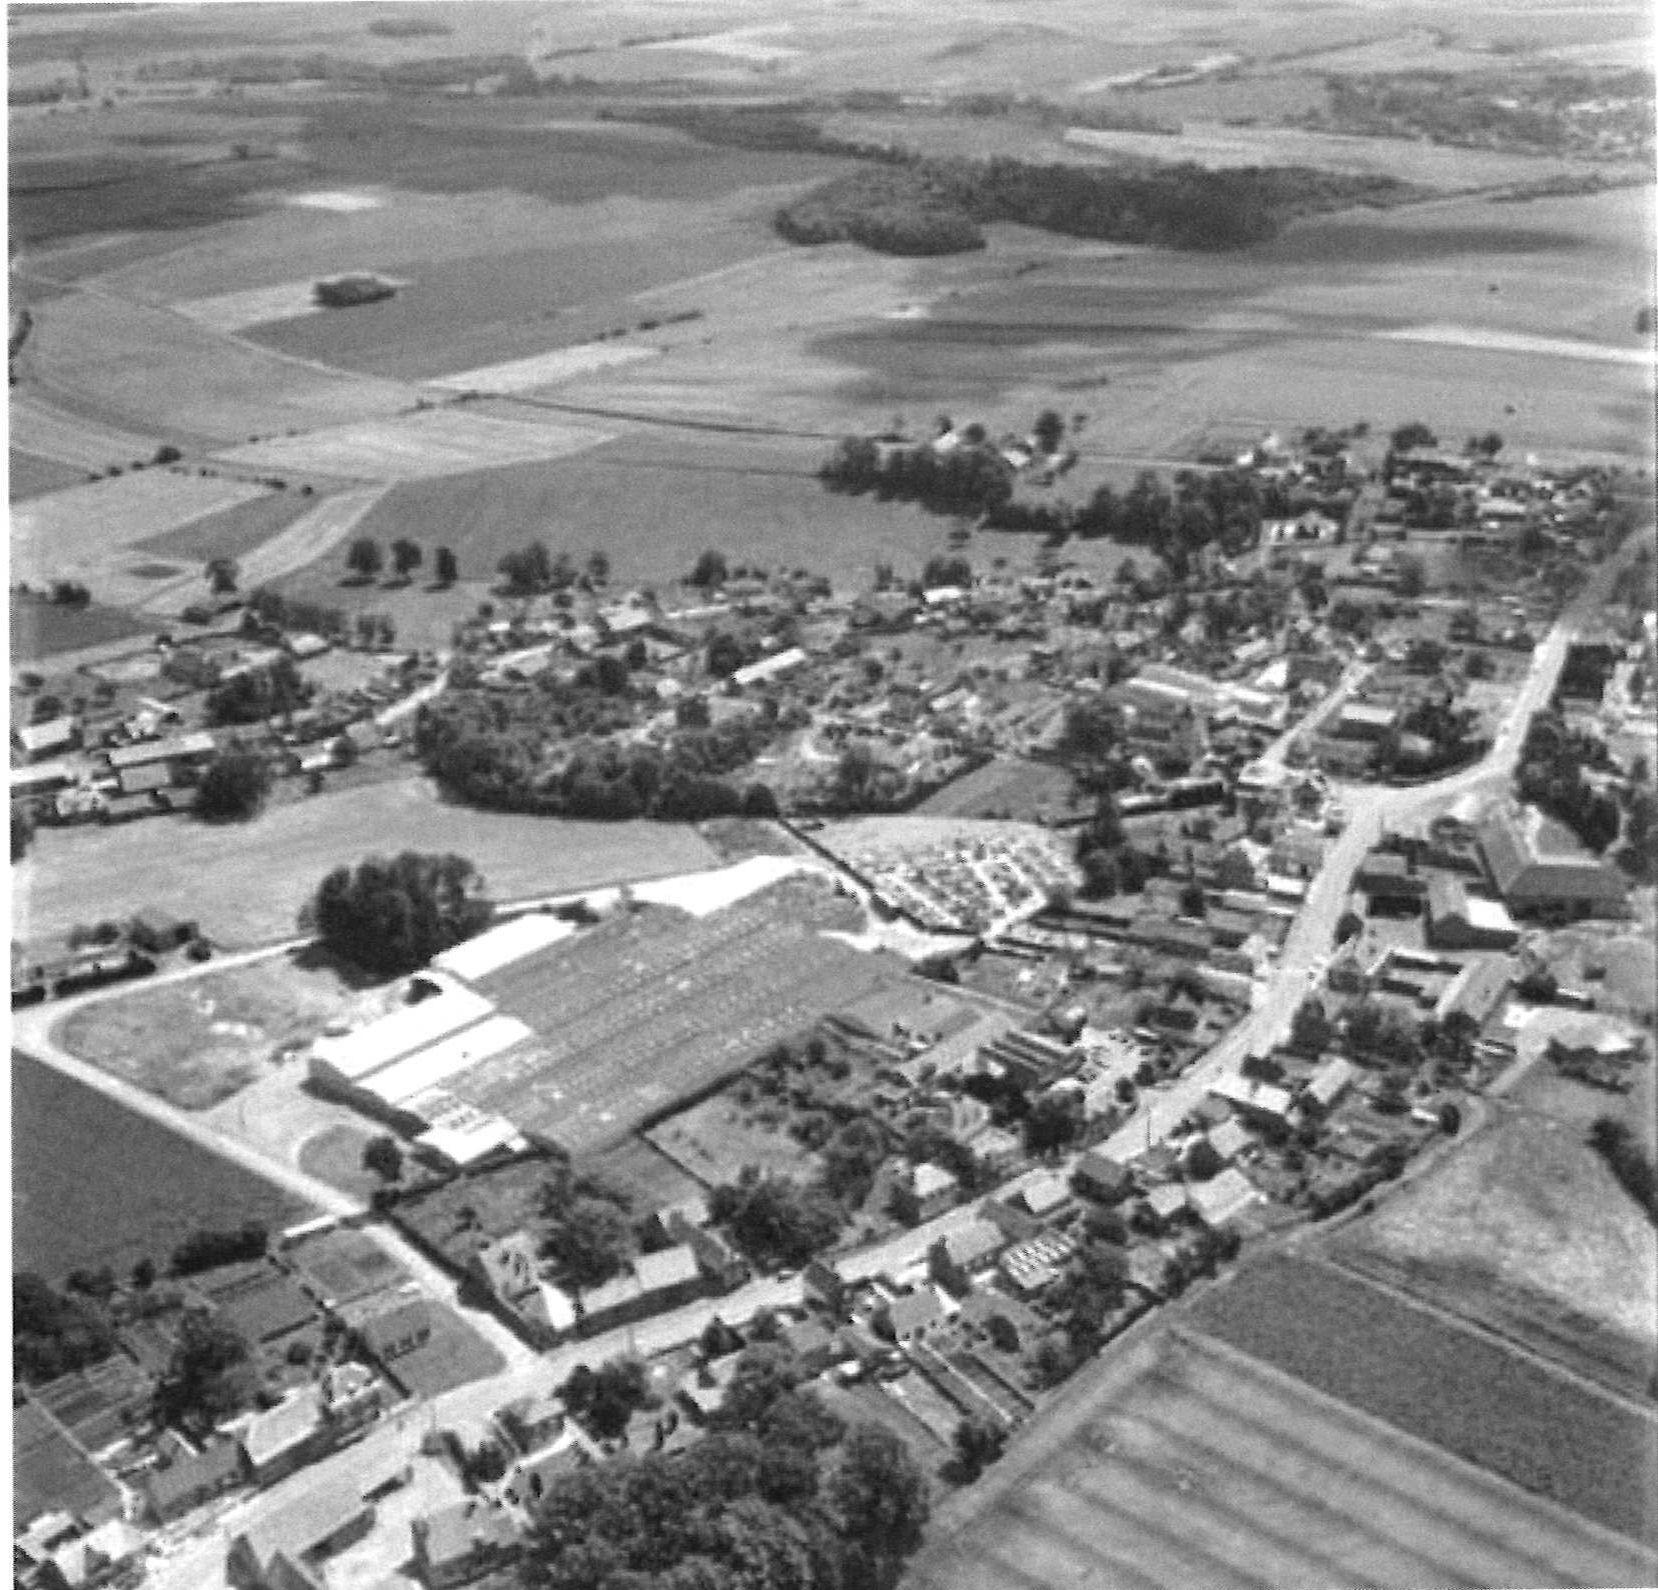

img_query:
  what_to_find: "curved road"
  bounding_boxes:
[1105,524,1653,1162]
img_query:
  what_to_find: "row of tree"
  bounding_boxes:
[821,445,1284,579]
[345,536,460,586]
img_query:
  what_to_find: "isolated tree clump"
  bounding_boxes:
[196,748,273,822]
[308,851,494,974]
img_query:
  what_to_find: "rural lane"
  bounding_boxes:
[1104,525,1652,1163]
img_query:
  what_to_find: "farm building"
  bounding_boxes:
[578,1246,704,1336]
[106,731,216,773]
[1072,1151,1133,1204]
[1475,806,1628,919]
[896,1162,962,1224]
[1424,876,1520,949]
[1186,1167,1262,1229]
[430,913,576,983]
[10,760,77,799]
[13,716,80,761]
[239,1387,326,1486]
[1332,702,1400,741]
[1300,1055,1357,1116]
[1207,1072,1294,1127]
[412,1498,521,1589]
[352,1297,431,1364]
[1433,956,1514,1027]
[143,1439,241,1526]
[225,1479,372,1590]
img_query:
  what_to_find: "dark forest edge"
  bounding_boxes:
[614,105,1418,255]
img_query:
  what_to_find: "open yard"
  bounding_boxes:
[12,776,719,949]
[910,1323,1658,1590]
[53,951,365,1110]
[647,1089,822,1190]
[1333,1104,1658,1398]
[1188,1255,1658,1547]
[383,1299,506,1398]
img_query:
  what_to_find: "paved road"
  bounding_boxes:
[1104,527,1652,1162]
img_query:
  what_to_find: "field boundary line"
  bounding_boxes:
[1172,1318,1658,1566]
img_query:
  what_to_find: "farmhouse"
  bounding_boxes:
[1186,1167,1262,1229]
[13,716,80,761]
[105,731,216,773]
[1424,876,1520,950]
[896,1162,961,1224]
[1475,806,1628,919]
[352,1297,431,1363]
[143,1439,245,1523]
[412,1499,521,1589]
[225,1480,372,1590]
[577,1246,703,1336]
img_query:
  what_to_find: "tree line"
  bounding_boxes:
[821,441,1279,578]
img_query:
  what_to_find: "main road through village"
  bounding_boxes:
[28,525,1650,1590]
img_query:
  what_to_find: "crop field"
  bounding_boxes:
[10,469,272,587]
[1333,1108,1658,1397]
[8,448,87,502]
[26,289,415,443]
[9,592,153,661]
[910,1325,1658,1590]
[1059,121,1611,186]
[209,407,614,481]
[427,341,660,395]
[231,485,391,592]
[172,279,332,334]
[7,392,167,471]
[12,777,719,950]
[1188,1255,1658,1546]
[133,485,320,567]
[449,880,891,1153]
[318,428,971,591]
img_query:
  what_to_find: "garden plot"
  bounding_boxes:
[209,408,614,481]
[11,470,271,587]
[426,341,659,394]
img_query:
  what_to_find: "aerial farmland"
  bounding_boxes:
[9,3,1657,1587]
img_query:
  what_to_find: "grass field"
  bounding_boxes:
[387,1299,506,1398]
[135,485,320,565]
[26,289,414,443]
[1334,1105,1658,1398]
[910,1325,1658,1590]
[11,469,271,586]
[53,953,361,1110]
[914,758,1082,822]
[9,591,153,660]
[295,1124,383,1201]
[308,428,974,592]
[1189,1255,1658,1546]
[647,1091,822,1190]
[8,448,88,502]
[12,776,720,949]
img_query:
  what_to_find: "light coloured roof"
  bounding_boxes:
[1187,1168,1261,1228]
[309,979,495,1083]
[358,1014,532,1107]
[431,913,576,982]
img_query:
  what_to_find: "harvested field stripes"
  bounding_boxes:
[1189,1256,1658,1547]
[909,1326,1658,1590]
[1160,1334,1635,1581]
[208,408,613,481]
[1106,1382,1555,1587]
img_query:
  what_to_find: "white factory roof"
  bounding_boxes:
[431,913,576,983]
[356,1013,532,1107]
[309,978,494,1084]
[413,1094,526,1168]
